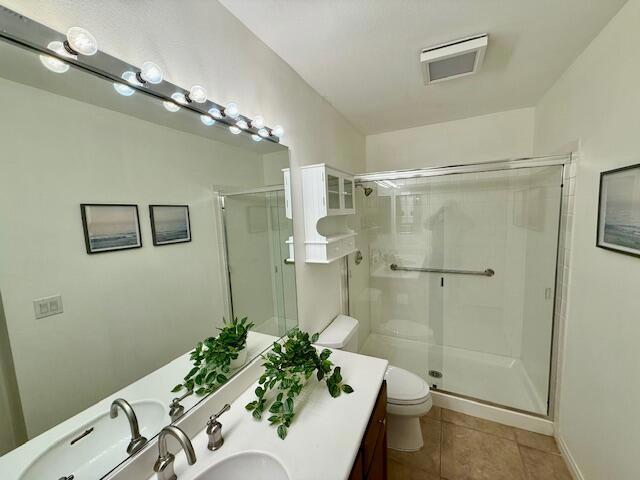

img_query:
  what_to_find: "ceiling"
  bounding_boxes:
[219,0,627,134]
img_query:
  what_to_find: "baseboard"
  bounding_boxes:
[432,391,554,435]
[555,433,584,480]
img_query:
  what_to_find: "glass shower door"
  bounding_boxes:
[223,190,297,337]
[351,164,563,415]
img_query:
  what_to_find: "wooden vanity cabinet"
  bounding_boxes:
[349,381,387,480]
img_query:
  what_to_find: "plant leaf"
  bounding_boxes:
[284,397,294,414]
[277,425,288,440]
[342,384,354,394]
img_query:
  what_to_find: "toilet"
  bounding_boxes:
[314,314,432,452]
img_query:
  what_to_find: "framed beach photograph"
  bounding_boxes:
[597,163,640,258]
[80,204,142,254]
[149,205,191,246]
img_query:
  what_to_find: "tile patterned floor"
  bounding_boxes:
[388,407,573,480]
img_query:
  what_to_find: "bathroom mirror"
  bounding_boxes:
[0,16,297,480]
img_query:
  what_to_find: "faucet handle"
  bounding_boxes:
[209,404,231,423]
[206,404,230,451]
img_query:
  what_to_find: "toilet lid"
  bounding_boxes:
[385,366,431,405]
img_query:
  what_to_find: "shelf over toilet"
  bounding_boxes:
[300,163,357,263]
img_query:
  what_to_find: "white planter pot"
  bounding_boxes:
[230,348,248,370]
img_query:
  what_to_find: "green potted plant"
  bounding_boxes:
[245,328,353,439]
[172,316,254,396]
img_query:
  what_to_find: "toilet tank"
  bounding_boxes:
[314,314,359,353]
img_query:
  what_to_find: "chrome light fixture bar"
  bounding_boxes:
[0,5,283,144]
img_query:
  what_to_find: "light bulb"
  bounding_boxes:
[65,27,98,56]
[114,71,138,96]
[163,101,180,112]
[251,134,262,142]
[229,126,241,135]
[171,92,188,105]
[122,71,143,86]
[208,108,223,119]
[113,82,135,96]
[272,125,284,138]
[39,41,75,73]
[257,128,270,138]
[139,61,163,84]
[251,116,265,129]
[236,120,249,130]
[39,54,69,73]
[200,115,215,126]
[225,102,239,119]
[188,85,207,103]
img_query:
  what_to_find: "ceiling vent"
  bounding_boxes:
[421,34,488,84]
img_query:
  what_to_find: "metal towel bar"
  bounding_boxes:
[390,264,495,277]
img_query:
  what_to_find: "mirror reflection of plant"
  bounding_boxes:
[172,317,254,396]
[245,328,353,440]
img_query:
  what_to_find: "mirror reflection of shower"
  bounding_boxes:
[355,184,374,196]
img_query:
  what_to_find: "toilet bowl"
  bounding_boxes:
[314,315,432,452]
[385,366,432,451]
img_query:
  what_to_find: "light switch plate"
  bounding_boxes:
[33,295,63,319]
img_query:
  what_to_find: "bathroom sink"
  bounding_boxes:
[20,399,166,480]
[195,451,290,480]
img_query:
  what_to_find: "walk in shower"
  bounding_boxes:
[348,156,568,416]
[222,187,297,338]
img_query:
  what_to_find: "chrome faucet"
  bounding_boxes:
[110,398,148,454]
[154,425,197,480]
[169,389,193,421]
[206,404,231,451]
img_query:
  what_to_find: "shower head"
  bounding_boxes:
[356,184,373,196]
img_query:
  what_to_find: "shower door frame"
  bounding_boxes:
[349,153,573,421]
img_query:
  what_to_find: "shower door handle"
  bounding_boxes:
[390,264,495,277]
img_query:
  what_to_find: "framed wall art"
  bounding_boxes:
[149,205,192,246]
[597,163,640,257]
[81,204,142,254]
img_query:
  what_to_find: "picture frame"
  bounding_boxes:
[596,163,640,258]
[80,204,142,254]
[149,205,192,246]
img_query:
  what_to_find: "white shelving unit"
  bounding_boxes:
[300,163,357,263]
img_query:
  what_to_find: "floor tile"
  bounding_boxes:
[388,417,441,475]
[426,405,441,420]
[515,428,560,454]
[441,422,525,480]
[519,445,572,480]
[441,409,516,440]
[388,455,440,480]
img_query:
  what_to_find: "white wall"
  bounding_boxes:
[1,0,365,337]
[534,1,640,478]
[0,76,266,437]
[366,108,535,172]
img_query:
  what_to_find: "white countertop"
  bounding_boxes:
[151,348,388,480]
[0,331,277,480]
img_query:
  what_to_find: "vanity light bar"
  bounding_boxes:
[0,6,283,144]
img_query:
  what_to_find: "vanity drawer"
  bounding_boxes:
[362,381,387,474]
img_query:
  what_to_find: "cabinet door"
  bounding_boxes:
[343,177,354,210]
[327,173,341,211]
[366,424,387,480]
[349,450,364,480]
